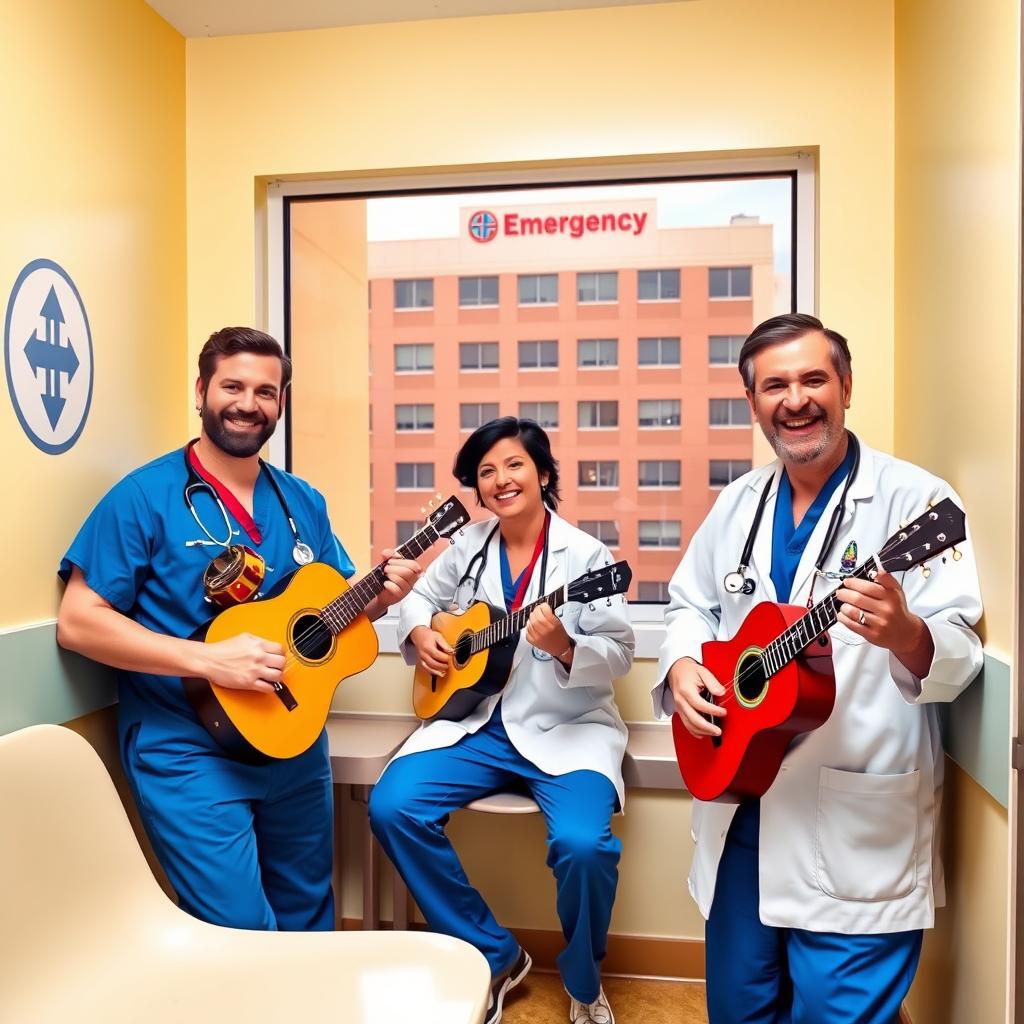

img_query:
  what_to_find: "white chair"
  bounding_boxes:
[0,724,489,1024]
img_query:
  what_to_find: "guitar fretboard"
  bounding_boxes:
[470,584,570,654]
[758,559,878,677]
[318,525,442,635]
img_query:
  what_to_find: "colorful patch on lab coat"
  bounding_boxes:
[840,541,858,572]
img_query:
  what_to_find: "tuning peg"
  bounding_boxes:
[899,519,909,529]
[921,566,932,579]
[420,507,427,515]
[606,597,612,606]
[436,492,442,501]
[952,548,963,561]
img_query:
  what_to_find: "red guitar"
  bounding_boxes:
[672,498,967,802]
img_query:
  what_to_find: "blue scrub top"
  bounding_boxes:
[59,447,355,743]
[770,442,856,603]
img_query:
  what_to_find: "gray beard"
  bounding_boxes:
[766,417,838,464]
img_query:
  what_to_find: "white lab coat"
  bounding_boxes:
[391,511,634,807]
[652,442,983,934]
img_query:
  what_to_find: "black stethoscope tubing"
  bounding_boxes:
[724,433,861,597]
[456,511,551,604]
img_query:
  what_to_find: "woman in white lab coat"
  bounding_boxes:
[370,416,633,1024]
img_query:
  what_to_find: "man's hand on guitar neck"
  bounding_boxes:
[364,551,423,621]
[197,633,286,693]
[668,657,727,739]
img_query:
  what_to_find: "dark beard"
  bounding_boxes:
[200,402,276,458]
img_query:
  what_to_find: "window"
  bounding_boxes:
[639,520,681,548]
[709,267,752,299]
[709,335,745,365]
[710,398,751,427]
[519,401,559,428]
[518,340,558,369]
[459,342,499,371]
[396,462,435,489]
[637,581,671,602]
[459,275,499,306]
[638,337,681,367]
[638,460,681,488]
[518,274,558,305]
[638,269,680,301]
[577,338,618,368]
[578,520,620,547]
[394,278,434,309]
[578,400,619,429]
[394,343,434,373]
[460,402,500,431]
[638,399,681,428]
[396,520,420,545]
[395,404,434,431]
[576,271,618,303]
[709,459,753,487]
[578,461,619,488]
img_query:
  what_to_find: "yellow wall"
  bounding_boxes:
[894,0,1019,1018]
[0,0,186,629]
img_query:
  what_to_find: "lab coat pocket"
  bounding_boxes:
[831,622,867,647]
[815,766,919,901]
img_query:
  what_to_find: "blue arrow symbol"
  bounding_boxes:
[24,286,77,430]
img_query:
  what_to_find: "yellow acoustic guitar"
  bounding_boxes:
[413,560,632,721]
[183,496,469,761]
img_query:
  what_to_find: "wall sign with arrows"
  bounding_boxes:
[4,259,93,455]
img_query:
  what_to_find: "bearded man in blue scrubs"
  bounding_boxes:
[57,326,421,931]
[655,314,983,1023]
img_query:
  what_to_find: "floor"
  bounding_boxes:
[502,970,709,1024]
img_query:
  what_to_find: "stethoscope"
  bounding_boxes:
[455,513,551,607]
[182,444,315,567]
[723,432,861,597]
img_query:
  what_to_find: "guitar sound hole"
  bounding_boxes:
[736,653,769,704]
[453,633,473,669]
[291,613,332,661]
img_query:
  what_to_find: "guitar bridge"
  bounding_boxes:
[273,681,299,712]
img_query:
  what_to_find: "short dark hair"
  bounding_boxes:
[197,327,292,392]
[738,313,852,390]
[453,416,561,509]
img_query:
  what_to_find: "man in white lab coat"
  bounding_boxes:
[654,313,982,1023]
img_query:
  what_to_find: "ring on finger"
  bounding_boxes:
[858,609,867,626]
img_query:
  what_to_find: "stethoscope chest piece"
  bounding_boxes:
[723,570,755,596]
[292,541,315,566]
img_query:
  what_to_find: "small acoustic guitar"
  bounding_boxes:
[413,560,632,721]
[672,498,967,802]
[184,496,469,761]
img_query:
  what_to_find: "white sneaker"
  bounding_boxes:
[485,947,532,1024]
[568,986,614,1024]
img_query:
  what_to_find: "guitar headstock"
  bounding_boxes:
[877,497,966,575]
[567,561,633,604]
[422,493,470,539]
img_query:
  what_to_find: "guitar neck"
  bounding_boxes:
[471,585,569,654]
[320,525,441,635]
[759,558,878,676]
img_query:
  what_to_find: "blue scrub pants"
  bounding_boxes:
[122,720,334,931]
[369,710,620,1003]
[706,802,923,1024]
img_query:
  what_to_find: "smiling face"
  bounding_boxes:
[745,330,852,466]
[476,436,549,522]
[196,352,285,458]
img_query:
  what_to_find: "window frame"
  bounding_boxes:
[578,460,620,490]
[637,268,681,302]
[638,336,681,368]
[708,266,753,300]
[394,402,435,432]
[394,342,435,374]
[576,271,618,305]
[458,275,500,308]
[517,339,559,371]
[517,273,559,306]
[578,519,621,549]
[394,277,434,310]
[518,400,559,429]
[709,397,753,428]
[459,401,501,432]
[395,461,436,491]
[638,459,682,489]
[458,341,500,372]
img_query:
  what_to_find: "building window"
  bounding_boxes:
[518,274,558,305]
[460,402,500,431]
[459,342,499,371]
[578,520,620,547]
[638,337,681,367]
[396,462,435,490]
[709,335,745,365]
[579,461,619,488]
[519,401,559,428]
[394,278,434,309]
[710,398,751,427]
[709,267,752,299]
[639,520,682,548]
[709,459,753,487]
[395,403,435,431]
[394,343,434,373]
[638,269,680,301]
[396,520,419,545]
[637,581,671,602]
[638,460,681,488]
[578,400,619,429]
[638,399,681,428]
[458,275,499,307]
[518,340,558,370]
[576,271,618,303]
[577,338,618,368]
